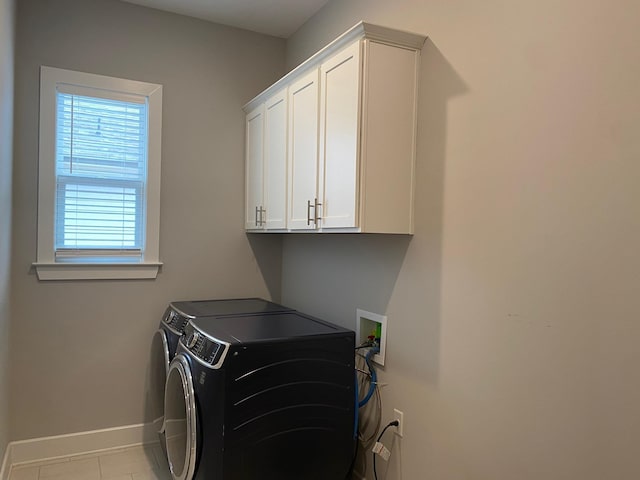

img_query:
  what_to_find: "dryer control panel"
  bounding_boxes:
[163,307,191,334]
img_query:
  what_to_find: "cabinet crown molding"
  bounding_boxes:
[243,21,427,112]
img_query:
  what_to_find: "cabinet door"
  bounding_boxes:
[319,41,361,229]
[245,105,265,230]
[263,90,288,229]
[288,69,320,230]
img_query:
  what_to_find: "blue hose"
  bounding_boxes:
[353,373,359,438]
[358,346,379,408]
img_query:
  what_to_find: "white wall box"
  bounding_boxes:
[356,309,387,366]
[244,22,426,234]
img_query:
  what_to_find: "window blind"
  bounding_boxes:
[54,91,148,255]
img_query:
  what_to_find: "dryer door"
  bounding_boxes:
[150,329,170,435]
[165,354,197,480]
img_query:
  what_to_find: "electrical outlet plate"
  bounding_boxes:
[393,408,404,437]
[356,309,387,365]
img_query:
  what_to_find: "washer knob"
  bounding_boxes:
[187,331,200,349]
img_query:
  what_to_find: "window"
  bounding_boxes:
[35,67,163,280]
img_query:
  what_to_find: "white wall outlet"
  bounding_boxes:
[393,408,404,437]
[356,309,387,365]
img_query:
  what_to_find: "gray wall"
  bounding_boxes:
[11,0,285,440]
[0,0,14,462]
[283,1,640,479]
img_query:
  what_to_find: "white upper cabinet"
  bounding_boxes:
[244,89,288,231]
[245,105,264,230]
[288,69,320,230]
[243,22,426,234]
[355,39,422,233]
[263,89,288,229]
[318,41,361,230]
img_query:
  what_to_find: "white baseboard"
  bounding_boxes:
[0,443,11,480]
[2,422,157,476]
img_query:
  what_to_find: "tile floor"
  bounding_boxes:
[8,444,171,480]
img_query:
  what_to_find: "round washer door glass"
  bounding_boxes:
[165,355,197,480]
[150,329,170,434]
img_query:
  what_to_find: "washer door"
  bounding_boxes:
[150,329,170,435]
[165,354,197,480]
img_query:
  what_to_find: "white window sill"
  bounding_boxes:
[33,262,162,280]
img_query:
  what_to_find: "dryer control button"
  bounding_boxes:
[187,331,200,349]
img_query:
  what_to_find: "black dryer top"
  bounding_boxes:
[170,298,292,318]
[191,311,351,345]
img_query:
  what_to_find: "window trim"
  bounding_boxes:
[35,66,163,280]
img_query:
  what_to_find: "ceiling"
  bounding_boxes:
[120,0,331,38]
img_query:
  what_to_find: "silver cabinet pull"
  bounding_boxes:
[314,198,322,226]
[306,199,322,227]
[255,206,259,226]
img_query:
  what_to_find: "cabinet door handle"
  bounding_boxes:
[314,198,322,226]
[255,206,259,226]
[307,200,313,226]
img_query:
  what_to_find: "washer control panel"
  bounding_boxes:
[182,322,227,368]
